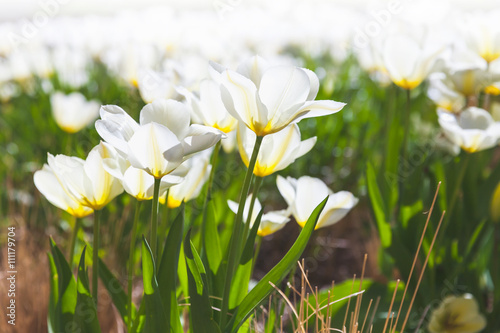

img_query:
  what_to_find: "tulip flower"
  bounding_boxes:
[438,107,500,153]
[277,175,358,229]
[213,56,345,136]
[428,294,486,333]
[464,12,500,64]
[50,91,100,133]
[228,194,290,236]
[160,150,212,208]
[34,164,93,218]
[47,142,124,210]
[382,34,442,90]
[427,73,465,113]
[95,99,224,179]
[137,70,179,104]
[179,79,237,133]
[441,50,500,97]
[237,123,316,177]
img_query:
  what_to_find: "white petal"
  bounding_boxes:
[96,105,139,155]
[258,66,310,120]
[140,99,191,139]
[383,35,421,84]
[301,68,320,101]
[182,124,223,157]
[317,191,358,229]
[220,69,261,128]
[127,123,183,178]
[236,55,270,88]
[294,176,330,224]
[276,175,296,207]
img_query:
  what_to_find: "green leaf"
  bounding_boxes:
[205,201,223,275]
[75,247,101,332]
[184,229,221,333]
[399,200,423,229]
[229,209,263,309]
[98,257,136,325]
[47,253,58,333]
[157,204,184,333]
[366,163,392,247]
[230,197,328,332]
[49,237,77,333]
[142,236,168,333]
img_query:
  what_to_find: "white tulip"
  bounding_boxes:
[47,142,124,210]
[277,175,358,229]
[179,79,237,133]
[50,91,100,133]
[137,69,179,104]
[427,73,465,113]
[237,123,316,177]
[438,107,500,153]
[382,34,443,90]
[34,164,93,218]
[212,56,345,136]
[228,194,290,237]
[95,99,224,179]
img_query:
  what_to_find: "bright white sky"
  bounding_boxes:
[1,0,498,21]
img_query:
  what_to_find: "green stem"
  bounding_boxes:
[158,189,170,259]
[396,88,411,215]
[219,135,263,329]
[251,236,262,272]
[241,176,263,251]
[128,200,142,333]
[201,141,222,257]
[151,177,162,263]
[68,215,79,269]
[92,210,101,305]
[401,88,411,166]
[442,153,471,234]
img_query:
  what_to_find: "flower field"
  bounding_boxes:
[0,1,499,332]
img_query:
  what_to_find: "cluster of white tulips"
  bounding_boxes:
[33,55,359,314]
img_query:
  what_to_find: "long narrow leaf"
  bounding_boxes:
[141,237,168,333]
[229,197,328,332]
[49,237,77,332]
[366,163,392,247]
[98,257,136,325]
[157,204,184,332]
[185,229,221,333]
[75,247,101,332]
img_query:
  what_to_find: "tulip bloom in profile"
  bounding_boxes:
[160,150,212,208]
[50,91,100,133]
[382,34,442,90]
[34,164,93,218]
[47,142,124,210]
[237,123,316,177]
[428,294,486,333]
[95,99,223,179]
[228,194,290,237]
[214,56,345,136]
[179,79,237,133]
[438,107,500,153]
[277,175,358,229]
